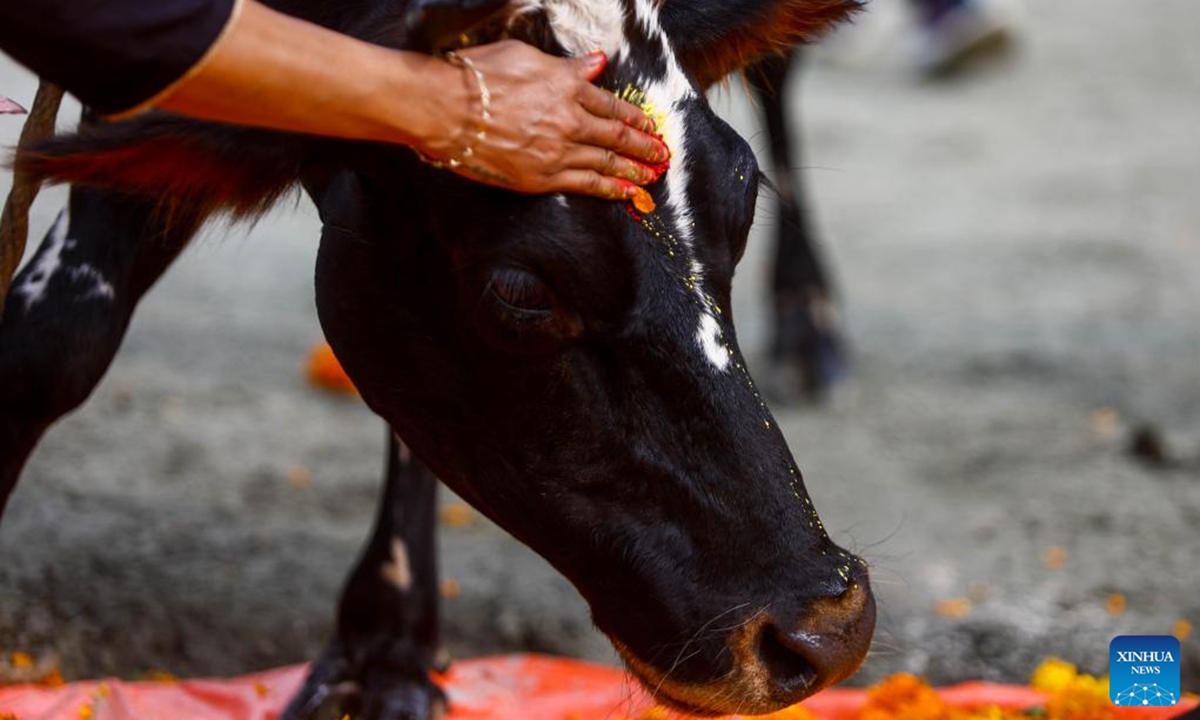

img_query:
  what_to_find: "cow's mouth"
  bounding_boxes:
[612,642,729,717]
[608,577,875,716]
[611,635,784,718]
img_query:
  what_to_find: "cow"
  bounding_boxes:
[748,49,846,402]
[747,0,1017,402]
[0,0,875,718]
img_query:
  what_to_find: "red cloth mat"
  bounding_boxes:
[1,655,1194,720]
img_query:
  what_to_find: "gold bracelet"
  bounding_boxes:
[417,51,490,170]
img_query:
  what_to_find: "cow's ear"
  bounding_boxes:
[660,0,864,89]
[404,0,520,52]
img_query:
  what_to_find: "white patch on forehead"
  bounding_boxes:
[525,0,627,58]
[529,0,728,371]
[631,0,664,35]
[380,538,413,592]
[15,208,68,310]
[625,0,733,371]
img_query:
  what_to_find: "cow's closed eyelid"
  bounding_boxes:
[477,267,582,354]
[485,267,557,316]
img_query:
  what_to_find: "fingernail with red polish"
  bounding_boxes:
[587,51,608,73]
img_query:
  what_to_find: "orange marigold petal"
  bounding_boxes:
[307,342,357,395]
[1044,546,1069,570]
[440,503,474,528]
[631,187,656,214]
[935,597,973,619]
[1174,619,1192,641]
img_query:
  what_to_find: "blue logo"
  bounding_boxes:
[1109,635,1181,706]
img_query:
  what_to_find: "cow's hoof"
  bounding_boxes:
[283,647,445,720]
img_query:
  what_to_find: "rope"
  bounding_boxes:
[0,80,64,317]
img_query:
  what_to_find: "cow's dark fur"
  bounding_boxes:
[2,1,872,717]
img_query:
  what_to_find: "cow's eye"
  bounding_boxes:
[478,267,582,353]
[477,265,580,352]
[487,267,553,315]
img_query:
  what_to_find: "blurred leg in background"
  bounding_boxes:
[750,0,1017,403]
[749,51,847,404]
[908,0,1014,77]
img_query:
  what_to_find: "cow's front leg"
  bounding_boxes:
[748,50,848,402]
[284,432,444,720]
[0,186,198,513]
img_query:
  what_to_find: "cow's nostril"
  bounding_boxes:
[754,577,876,706]
[757,624,819,695]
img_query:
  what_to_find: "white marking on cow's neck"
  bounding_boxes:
[15,208,68,310]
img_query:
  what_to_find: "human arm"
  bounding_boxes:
[0,0,668,199]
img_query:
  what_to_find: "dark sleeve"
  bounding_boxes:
[0,0,238,115]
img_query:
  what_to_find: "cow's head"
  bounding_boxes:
[17,0,871,713]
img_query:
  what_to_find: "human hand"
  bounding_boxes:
[413,41,670,200]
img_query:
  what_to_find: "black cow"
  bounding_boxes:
[748,0,1016,401]
[1,0,874,718]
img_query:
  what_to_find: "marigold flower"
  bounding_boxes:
[861,673,949,720]
[935,598,973,619]
[307,342,357,395]
[1043,547,1068,570]
[631,187,657,214]
[1030,657,1079,693]
[1044,684,1115,720]
[440,503,474,528]
[1174,620,1192,642]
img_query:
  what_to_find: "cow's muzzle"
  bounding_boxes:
[615,568,876,716]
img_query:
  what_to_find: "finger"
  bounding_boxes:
[578,82,658,134]
[550,170,638,201]
[573,51,609,82]
[565,146,658,185]
[574,113,670,167]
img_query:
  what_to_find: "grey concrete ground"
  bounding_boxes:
[2,0,1198,691]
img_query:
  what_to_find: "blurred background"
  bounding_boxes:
[1,0,1198,690]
